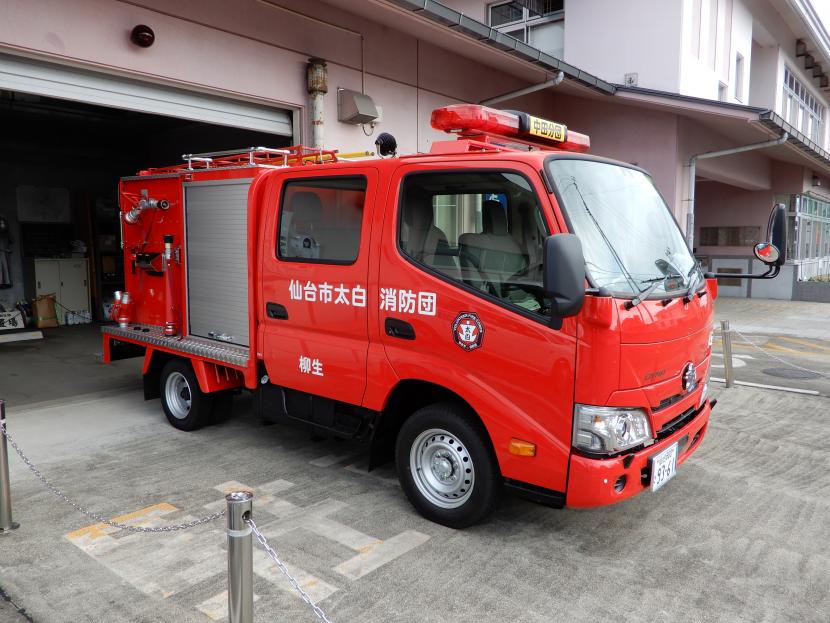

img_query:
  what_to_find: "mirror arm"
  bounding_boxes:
[704,265,780,280]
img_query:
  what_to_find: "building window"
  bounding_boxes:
[488,1,565,58]
[782,67,825,144]
[706,0,718,69]
[489,1,524,27]
[691,0,702,58]
[777,193,830,280]
[718,82,728,101]
[734,53,744,101]
[699,226,760,247]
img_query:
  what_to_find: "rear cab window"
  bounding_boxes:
[278,176,367,264]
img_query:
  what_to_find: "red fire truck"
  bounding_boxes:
[104,104,787,527]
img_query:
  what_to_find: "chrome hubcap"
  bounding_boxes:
[410,428,475,509]
[165,372,192,420]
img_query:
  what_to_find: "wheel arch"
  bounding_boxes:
[369,379,497,470]
[143,350,243,398]
[142,348,176,400]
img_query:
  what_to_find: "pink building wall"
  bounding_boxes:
[0,0,819,261]
[0,0,541,157]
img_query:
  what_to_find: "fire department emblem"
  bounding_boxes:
[681,362,697,392]
[452,312,484,351]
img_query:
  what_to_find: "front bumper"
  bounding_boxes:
[565,399,713,508]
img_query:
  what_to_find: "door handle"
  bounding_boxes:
[266,302,289,320]
[385,317,416,340]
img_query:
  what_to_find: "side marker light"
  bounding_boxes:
[508,438,536,457]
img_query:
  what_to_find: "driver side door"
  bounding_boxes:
[377,162,578,494]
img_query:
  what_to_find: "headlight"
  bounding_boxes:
[573,405,652,455]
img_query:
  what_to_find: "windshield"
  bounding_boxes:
[547,158,700,298]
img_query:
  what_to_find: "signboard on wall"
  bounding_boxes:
[0,310,23,331]
[16,185,71,223]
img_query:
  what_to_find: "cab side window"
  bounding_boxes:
[399,171,551,316]
[278,176,367,263]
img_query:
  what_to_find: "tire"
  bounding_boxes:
[396,403,501,528]
[159,359,212,431]
[210,391,234,424]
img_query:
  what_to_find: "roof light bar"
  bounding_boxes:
[430,104,590,152]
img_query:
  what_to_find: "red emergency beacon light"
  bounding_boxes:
[431,104,590,152]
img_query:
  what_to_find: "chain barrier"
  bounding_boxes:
[247,517,334,623]
[0,422,225,532]
[730,329,829,379]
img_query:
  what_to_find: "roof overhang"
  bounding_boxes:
[614,86,830,176]
[322,0,614,98]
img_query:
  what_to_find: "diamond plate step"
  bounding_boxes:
[102,323,249,368]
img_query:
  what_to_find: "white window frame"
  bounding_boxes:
[782,66,826,145]
[487,1,565,50]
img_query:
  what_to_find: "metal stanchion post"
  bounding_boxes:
[721,320,735,388]
[1,399,20,534]
[226,491,253,623]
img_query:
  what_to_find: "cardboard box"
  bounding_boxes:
[34,294,58,328]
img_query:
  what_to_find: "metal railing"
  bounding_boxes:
[0,398,333,622]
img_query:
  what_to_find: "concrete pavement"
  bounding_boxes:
[0,383,828,622]
[714,297,830,339]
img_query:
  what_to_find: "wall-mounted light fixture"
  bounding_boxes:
[130,25,155,48]
[812,174,822,187]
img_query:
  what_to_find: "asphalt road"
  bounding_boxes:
[712,330,830,397]
[1,384,828,623]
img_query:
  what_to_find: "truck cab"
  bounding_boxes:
[105,105,784,527]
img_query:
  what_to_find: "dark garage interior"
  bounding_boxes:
[0,90,291,330]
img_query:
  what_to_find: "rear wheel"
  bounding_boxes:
[159,360,212,431]
[396,403,501,528]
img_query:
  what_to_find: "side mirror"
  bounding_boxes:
[544,234,586,320]
[767,203,787,267]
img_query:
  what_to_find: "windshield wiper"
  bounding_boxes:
[565,178,640,295]
[625,277,665,309]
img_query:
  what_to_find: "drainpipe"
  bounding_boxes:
[685,133,789,249]
[479,71,565,106]
[307,58,328,149]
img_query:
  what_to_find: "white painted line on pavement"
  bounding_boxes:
[334,530,431,580]
[310,452,360,467]
[197,590,260,621]
[254,552,339,602]
[711,377,821,395]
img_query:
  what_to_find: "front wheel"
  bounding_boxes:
[159,359,212,431]
[396,403,501,528]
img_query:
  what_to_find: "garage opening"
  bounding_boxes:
[0,90,293,329]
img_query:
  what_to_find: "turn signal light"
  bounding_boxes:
[508,438,537,457]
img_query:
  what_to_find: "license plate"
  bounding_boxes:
[650,443,678,492]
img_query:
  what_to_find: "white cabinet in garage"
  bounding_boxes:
[34,258,90,324]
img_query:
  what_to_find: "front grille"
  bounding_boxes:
[656,406,697,439]
[654,392,684,412]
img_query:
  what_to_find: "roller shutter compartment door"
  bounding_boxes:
[185,180,252,346]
